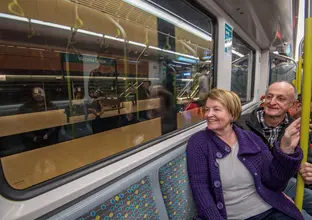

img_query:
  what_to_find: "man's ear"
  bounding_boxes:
[290,100,298,107]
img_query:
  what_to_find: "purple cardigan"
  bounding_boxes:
[186,125,303,220]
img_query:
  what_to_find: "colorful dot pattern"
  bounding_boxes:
[159,153,197,220]
[76,176,159,220]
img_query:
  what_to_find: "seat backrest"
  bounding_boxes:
[159,153,197,219]
[74,176,159,220]
[45,144,194,220]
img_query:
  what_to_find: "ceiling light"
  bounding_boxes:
[128,41,146,47]
[177,56,198,63]
[122,0,212,41]
[104,35,125,42]
[0,13,27,22]
[0,13,71,30]
[77,29,102,37]
[232,50,244,57]
[174,52,199,60]
[32,19,71,30]
[149,46,162,51]
[172,60,192,65]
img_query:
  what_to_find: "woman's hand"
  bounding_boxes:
[280,117,301,154]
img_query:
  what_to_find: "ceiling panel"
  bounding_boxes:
[214,0,295,50]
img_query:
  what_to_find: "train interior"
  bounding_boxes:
[0,0,300,219]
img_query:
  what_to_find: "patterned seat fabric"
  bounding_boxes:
[159,153,197,220]
[77,176,159,220]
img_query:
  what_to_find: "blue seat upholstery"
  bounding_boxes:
[76,176,159,220]
[159,153,197,220]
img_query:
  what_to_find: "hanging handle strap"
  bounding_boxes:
[8,0,24,17]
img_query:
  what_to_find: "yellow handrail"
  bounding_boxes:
[295,17,312,211]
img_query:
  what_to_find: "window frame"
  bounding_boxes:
[0,0,217,200]
[231,32,256,104]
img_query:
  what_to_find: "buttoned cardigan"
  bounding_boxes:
[186,125,303,220]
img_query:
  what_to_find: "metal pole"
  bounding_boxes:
[135,46,148,119]
[295,0,312,210]
[297,38,304,94]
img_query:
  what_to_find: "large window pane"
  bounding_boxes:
[231,34,255,103]
[0,0,214,190]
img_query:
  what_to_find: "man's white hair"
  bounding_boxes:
[266,81,298,100]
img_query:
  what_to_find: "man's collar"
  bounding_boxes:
[283,113,290,125]
[257,108,289,128]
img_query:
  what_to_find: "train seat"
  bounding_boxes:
[74,176,159,220]
[159,153,197,219]
[45,144,196,220]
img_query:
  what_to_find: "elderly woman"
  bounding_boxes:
[187,88,303,220]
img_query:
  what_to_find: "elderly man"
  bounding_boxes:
[236,81,312,219]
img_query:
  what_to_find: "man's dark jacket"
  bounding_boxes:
[235,107,312,163]
[234,107,293,149]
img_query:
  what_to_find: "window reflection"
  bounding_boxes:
[0,0,214,189]
[269,54,296,85]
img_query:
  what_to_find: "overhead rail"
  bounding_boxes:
[269,52,297,66]
[0,75,160,82]
[177,81,192,98]
[232,54,249,65]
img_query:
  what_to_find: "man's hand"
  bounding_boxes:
[299,162,312,185]
[280,117,301,154]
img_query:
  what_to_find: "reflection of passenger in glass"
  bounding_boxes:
[195,65,210,97]
[187,88,303,220]
[19,87,58,150]
[75,88,84,100]
[138,80,151,100]
[88,63,117,100]
[146,85,177,135]
[231,63,248,101]
[19,87,56,113]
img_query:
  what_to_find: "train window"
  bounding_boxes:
[0,0,214,190]
[269,54,296,85]
[231,33,255,104]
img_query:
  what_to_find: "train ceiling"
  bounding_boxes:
[213,0,298,51]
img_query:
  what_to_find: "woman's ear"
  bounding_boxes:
[230,115,234,124]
